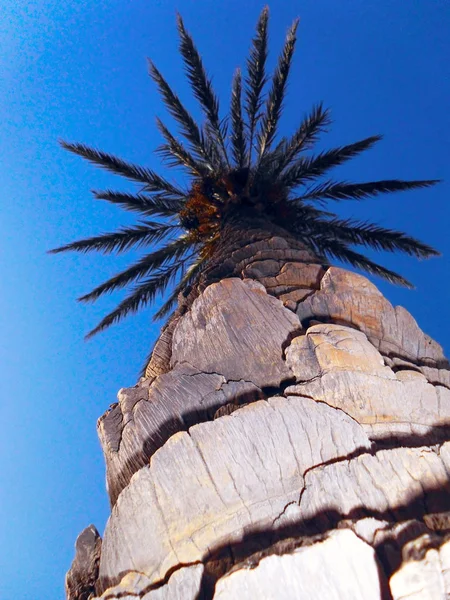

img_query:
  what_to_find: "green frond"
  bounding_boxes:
[177,15,229,168]
[78,236,193,303]
[85,259,189,338]
[245,6,269,165]
[297,217,439,258]
[153,255,206,320]
[201,128,226,173]
[49,222,177,255]
[156,118,208,176]
[139,256,204,377]
[92,189,184,217]
[257,18,299,160]
[148,61,217,170]
[219,115,229,140]
[60,141,182,194]
[287,201,336,221]
[301,178,440,203]
[269,103,331,176]
[280,135,382,189]
[309,236,413,287]
[230,69,247,168]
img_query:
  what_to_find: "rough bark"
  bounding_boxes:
[65,525,101,600]
[66,235,450,599]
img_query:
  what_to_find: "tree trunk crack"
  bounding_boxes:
[271,501,298,527]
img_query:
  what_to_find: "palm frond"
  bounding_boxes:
[177,15,229,168]
[257,18,299,159]
[280,135,382,189]
[203,127,226,174]
[85,259,189,338]
[153,255,206,320]
[298,217,439,258]
[219,115,229,141]
[49,222,177,255]
[156,118,208,176]
[309,236,413,287]
[301,178,439,203]
[245,6,269,165]
[269,103,331,176]
[60,141,182,194]
[230,69,246,168]
[92,189,184,216]
[78,236,192,302]
[287,201,335,221]
[148,61,217,170]
[138,256,205,377]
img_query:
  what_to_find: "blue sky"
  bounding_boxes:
[1,1,449,598]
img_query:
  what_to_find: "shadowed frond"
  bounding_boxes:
[296,217,439,258]
[148,61,217,169]
[288,201,335,220]
[257,18,299,160]
[203,129,225,173]
[153,255,206,321]
[85,258,189,338]
[49,222,177,255]
[267,104,331,177]
[245,6,269,164]
[78,236,192,302]
[301,178,439,203]
[138,256,205,377]
[230,69,246,168]
[280,135,382,188]
[308,236,413,287]
[156,118,208,176]
[59,141,182,194]
[92,190,184,216]
[177,15,229,168]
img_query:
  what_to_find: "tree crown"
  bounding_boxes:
[50,7,439,338]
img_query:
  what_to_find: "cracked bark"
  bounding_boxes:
[67,250,450,600]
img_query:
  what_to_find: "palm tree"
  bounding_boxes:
[50,7,438,345]
[63,10,450,600]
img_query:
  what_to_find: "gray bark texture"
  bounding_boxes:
[66,236,450,599]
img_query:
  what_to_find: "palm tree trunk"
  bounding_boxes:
[66,232,450,600]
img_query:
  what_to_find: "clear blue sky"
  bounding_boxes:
[1,1,449,598]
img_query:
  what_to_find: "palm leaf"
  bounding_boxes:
[156,118,208,176]
[49,222,177,255]
[153,255,206,320]
[85,259,189,338]
[280,135,382,188]
[203,127,225,174]
[245,6,269,165]
[177,15,229,167]
[298,217,439,258]
[270,103,331,176]
[257,18,299,159]
[78,236,192,302]
[148,61,217,170]
[309,236,413,287]
[287,201,335,221]
[92,189,184,216]
[138,256,204,377]
[301,178,439,203]
[60,141,182,195]
[230,69,246,168]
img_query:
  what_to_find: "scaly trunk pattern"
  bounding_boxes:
[66,233,450,600]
